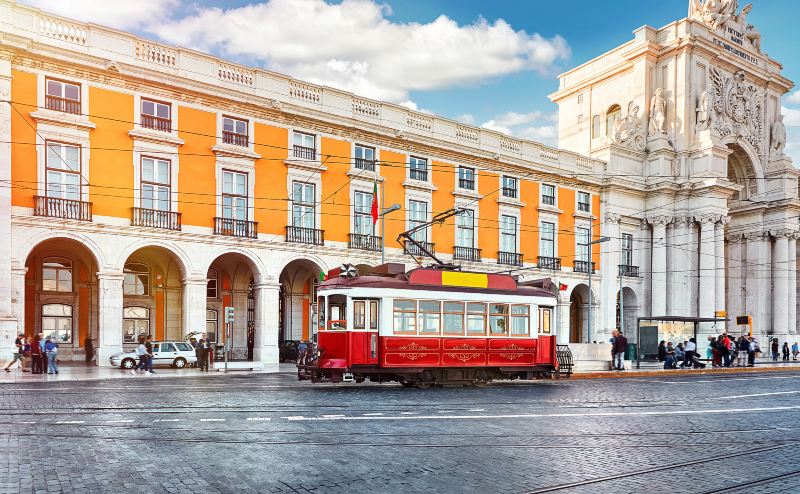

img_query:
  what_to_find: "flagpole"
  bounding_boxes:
[380,173,385,264]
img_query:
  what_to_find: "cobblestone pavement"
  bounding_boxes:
[2,371,800,493]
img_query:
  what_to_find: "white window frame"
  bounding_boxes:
[291,181,317,230]
[409,156,429,182]
[217,113,254,151]
[539,221,557,259]
[455,208,476,249]
[575,226,591,263]
[577,191,591,213]
[499,210,520,254]
[621,232,634,266]
[216,161,255,222]
[541,183,557,207]
[133,94,178,137]
[352,188,375,236]
[407,198,429,243]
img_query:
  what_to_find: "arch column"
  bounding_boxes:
[600,212,621,334]
[650,216,670,316]
[182,275,208,337]
[253,282,280,367]
[10,266,27,335]
[773,232,790,337]
[714,217,729,318]
[789,233,797,334]
[96,270,124,367]
[0,56,15,359]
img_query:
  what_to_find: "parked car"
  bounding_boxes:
[279,340,301,363]
[110,341,198,369]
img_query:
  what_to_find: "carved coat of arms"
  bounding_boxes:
[708,67,764,154]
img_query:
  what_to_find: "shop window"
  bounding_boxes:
[42,304,73,343]
[123,263,150,296]
[123,306,149,343]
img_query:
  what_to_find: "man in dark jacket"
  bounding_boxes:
[614,331,628,370]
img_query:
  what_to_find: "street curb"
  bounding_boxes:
[568,365,800,380]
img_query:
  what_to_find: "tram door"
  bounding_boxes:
[352,299,379,365]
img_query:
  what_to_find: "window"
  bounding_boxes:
[222,170,248,221]
[443,302,465,335]
[176,342,192,351]
[123,306,149,343]
[42,257,72,292]
[540,222,555,258]
[409,156,428,181]
[466,302,486,335]
[292,182,316,229]
[141,99,171,132]
[418,301,441,334]
[511,305,530,336]
[456,209,475,248]
[592,115,602,138]
[292,131,316,159]
[541,184,556,206]
[222,116,248,147]
[621,233,634,266]
[355,145,375,171]
[393,299,416,334]
[353,191,374,235]
[160,343,175,352]
[576,227,590,262]
[45,78,81,114]
[458,167,475,190]
[42,304,73,343]
[45,141,81,200]
[141,157,171,211]
[408,200,428,242]
[123,263,149,296]
[354,300,366,329]
[539,307,552,334]
[577,94,584,104]
[500,215,517,253]
[502,176,518,198]
[577,191,591,213]
[207,269,218,298]
[606,105,621,138]
[489,303,509,335]
[206,309,218,343]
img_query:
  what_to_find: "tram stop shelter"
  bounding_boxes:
[635,316,729,369]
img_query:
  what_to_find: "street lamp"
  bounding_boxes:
[584,235,610,343]
[380,202,401,264]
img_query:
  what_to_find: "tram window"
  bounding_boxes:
[466,303,486,335]
[369,301,379,330]
[443,302,465,335]
[393,299,416,334]
[511,305,530,336]
[317,297,326,330]
[489,304,509,335]
[418,301,441,334]
[539,307,552,334]
[354,300,366,329]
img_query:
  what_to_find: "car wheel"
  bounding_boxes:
[173,357,187,369]
[121,358,136,370]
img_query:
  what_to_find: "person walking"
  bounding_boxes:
[84,335,94,365]
[198,338,210,371]
[709,337,720,367]
[145,335,155,375]
[748,337,758,367]
[737,336,749,367]
[720,333,731,367]
[771,338,780,361]
[792,342,799,361]
[190,336,199,367]
[20,336,32,373]
[782,342,790,361]
[31,334,42,374]
[39,333,48,373]
[3,333,24,372]
[45,337,59,374]
[613,331,627,371]
[133,335,147,375]
[609,330,619,370]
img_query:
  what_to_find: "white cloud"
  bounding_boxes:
[454,114,476,125]
[23,0,179,31]
[783,106,800,127]
[787,91,800,105]
[398,100,432,114]
[480,110,559,146]
[149,0,570,102]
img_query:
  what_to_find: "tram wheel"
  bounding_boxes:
[399,380,415,388]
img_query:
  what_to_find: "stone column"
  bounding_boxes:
[788,233,797,334]
[745,232,769,340]
[182,275,208,338]
[96,271,125,367]
[650,216,670,316]
[670,217,691,316]
[556,301,571,345]
[726,234,744,325]
[0,54,16,360]
[714,217,728,317]
[637,219,652,316]
[697,214,717,319]
[253,282,280,369]
[10,265,27,335]
[600,212,621,336]
[773,232,790,339]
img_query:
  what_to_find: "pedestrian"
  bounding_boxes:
[720,333,731,367]
[748,337,759,367]
[782,342,790,361]
[133,335,147,375]
[145,335,155,375]
[45,337,59,374]
[3,333,24,372]
[20,336,32,373]
[710,337,720,367]
[706,336,714,362]
[663,342,676,369]
[657,340,666,362]
[684,337,697,369]
[39,333,48,373]
[771,338,780,361]
[31,333,42,374]
[737,336,749,367]
[613,330,627,371]
[189,337,198,367]
[198,337,210,371]
[84,335,94,364]
[675,342,685,367]
[609,329,619,370]
[792,342,799,361]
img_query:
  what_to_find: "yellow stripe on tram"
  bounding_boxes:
[441,271,488,288]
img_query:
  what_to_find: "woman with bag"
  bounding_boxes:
[45,337,59,374]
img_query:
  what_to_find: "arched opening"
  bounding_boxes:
[24,238,99,362]
[121,246,186,350]
[279,258,325,344]
[726,143,758,202]
[569,284,591,343]
[606,104,621,138]
[206,253,259,361]
[615,287,639,336]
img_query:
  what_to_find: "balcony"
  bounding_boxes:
[214,217,258,239]
[286,225,324,245]
[453,246,481,262]
[458,178,475,190]
[501,187,518,199]
[34,196,92,221]
[293,145,316,160]
[45,95,81,115]
[542,195,556,206]
[348,233,381,252]
[404,240,435,257]
[141,114,171,132]
[497,251,523,266]
[573,260,595,274]
[222,131,248,147]
[409,169,428,181]
[537,256,561,270]
[354,158,375,172]
[619,264,640,277]
[131,207,181,231]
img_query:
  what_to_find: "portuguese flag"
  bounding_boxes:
[371,180,379,225]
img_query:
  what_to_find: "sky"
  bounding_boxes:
[23,0,800,160]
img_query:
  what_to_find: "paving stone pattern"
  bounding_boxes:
[2,372,800,493]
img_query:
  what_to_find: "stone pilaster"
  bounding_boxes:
[773,231,791,339]
[697,214,717,319]
[650,215,670,316]
[600,211,621,335]
[788,232,797,334]
[637,219,652,316]
[0,53,16,361]
[670,216,691,316]
[253,282,280,369]
[714,217,729,318]
[96,271,125,367]
[745,232,770,338]
[726,234,745,327]
[182,275,208,339]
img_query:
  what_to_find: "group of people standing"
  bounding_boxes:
[132,334,156,375]
[610,330,628,370]
[189,333,213,371]
[770,338,799,362]
[659,338,706,369]
[3,333,60,374]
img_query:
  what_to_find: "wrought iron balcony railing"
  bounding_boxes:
[404,240,435,257]
[34,196,92,221]
[286,225,325,245]
[497,251,523,266]
[537,256,561,270]
[348,233,381,252]
[222,131,248,147]
[354,158,376,171]
[458,178,475,190]
[453,246,481,262]
[141,114,171,132]
[214,217,258,239]
[501,187,518,199]
[573,260,595,274]
[618,264,640,277]
[45,95,81,115]
[409,169,428,181]
[131,207,181,231]
[292,145,316,160]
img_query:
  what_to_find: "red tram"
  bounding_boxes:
[298,263,562,387]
